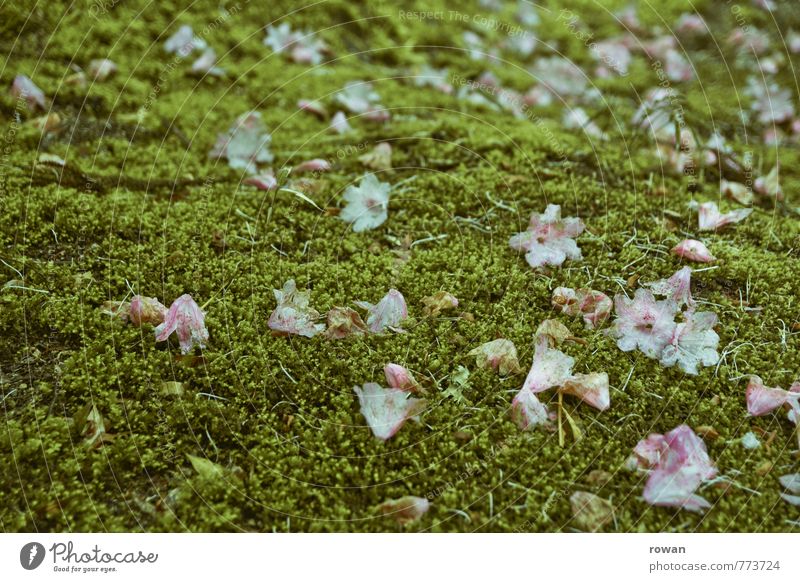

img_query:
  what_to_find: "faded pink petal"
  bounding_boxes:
[293,159,331,174]
[88,59,118,81]
[340,174,390,232]
[191,48,225,77]
[522,336,574,394]
[359,142,392,171]
[268,279,325,338]
[363,107,391,123]
[329,111,352,134]
[645,266,694,309]
[355,288,407,333]
[323,307,367,339]
[353,382,426,441]
[509,204,584,269]
[243,170,278,191]
[154,294,209,353]
[610,288,678,359]
[164,24,206,57]
[384,363,421,393]
[336,81,381,114]
[376,496,430,524]
[129,295,167,326]
[209,111,273,174]
[511,387,551,430]
[468,338,521,376]
[659,311,719,375]
[746,376,800,417]
[560,373,610,411]
[551,287,612,329]
[11,75,46,110]
[754,165,782,200]
[634,425,717,512]
[671,239,715,263]
[698,202,752,231]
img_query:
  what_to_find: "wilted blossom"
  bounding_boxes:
[339,174,390,232]
[629,425,717,512]
[164,25,206,57]
[551,287,612,329]
[355,289,407,333]
[645,266,694,309]
[754,165,783,200]
[696,201,752,231]
[659,311,720,375]
[353,382,426,441]
[384,363,422,393]
[745,376,800,419]
[209,112,273,174]
[420,291,458,317]
[11,75,46,110]
[671,239,715,263]
[511,336,610,430]
[242,170,278,191]
[359,142,392,171]
[268,279,325,338]
[323,307,367,339]
[468,338,521,376]
[293,159,330,174]
[129,295,167,326]
[720,179,753,205]
[336,81,382,114]
[154,294,209,354]
[88,59,117,81]
[376,496,430,524]
[610,289,679,359]
[329,111,352,134]
[509,204,584,269]
[191,48,225,77]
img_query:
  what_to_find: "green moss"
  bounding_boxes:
[1,0,799,533]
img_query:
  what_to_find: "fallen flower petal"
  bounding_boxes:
[164,24,206,57]
[339,173,391,232]
[155,294,209,353]
[511,387,551,430]
[209,111,273,174]
[353,382,426,441]
[534,318,572,346]
[88,59,118,81]
[745,376,800,416]
[329,111,352,134]
[560,373,610,411]
[522,336,574,394]
[359,142,392,171]
[375,496,430,524]
[697,201,752,231]
[191,48,225,77]
[509,204,584,269]
[129,295,167,326]
[610,288,678,359]
[467,338,521,376]
[336,81,381,114]
[242,170,278,191]
[421,291,458,317]
[633,425,717,512]
[293,159,331,174]
[671,239,715,263]
[645,266,694,309]
[551,287,612,329]
[297,99,328,119]
[268,279,325,338]
[754,165,783,200]
[384,363,422,393]
[323,307,368,339]
[721,179,753,205]
[11,75,46,110]
[659,311,719,375]
[355,288,407,333]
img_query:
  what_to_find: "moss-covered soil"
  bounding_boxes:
[1,0,799,532]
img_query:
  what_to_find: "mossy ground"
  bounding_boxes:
[1,0,799,532]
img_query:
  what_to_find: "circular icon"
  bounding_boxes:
[20,542,46,570]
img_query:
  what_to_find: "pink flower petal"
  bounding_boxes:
[298,99,328,119]
[243,170,278,191]
[521,336,574,394]
[355,288,407,333]
[659,311,719,375]
[509,204,584,269]
[610,288,678,359]
[268,279,325,338]
[384,363,422,393]
[129,295,167,326]
[154,294,209,353]
[552,287,612,329]
[11,75,46,110]
[697,201,752,231]
[209,111,273,174]
[293,159,331,174]
[88,59,118,81]
[329,111,352,134]
[353,382,426,441]
[645,266,694,309]
[376,496,430,524]
[746,376,800,416]
[510,387,550,430]
[671,239,716,263]
[560,372,610,411]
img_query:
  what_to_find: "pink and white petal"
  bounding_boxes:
[353,383,426,441]
[560,372,610,411]
[511,387,550,430]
